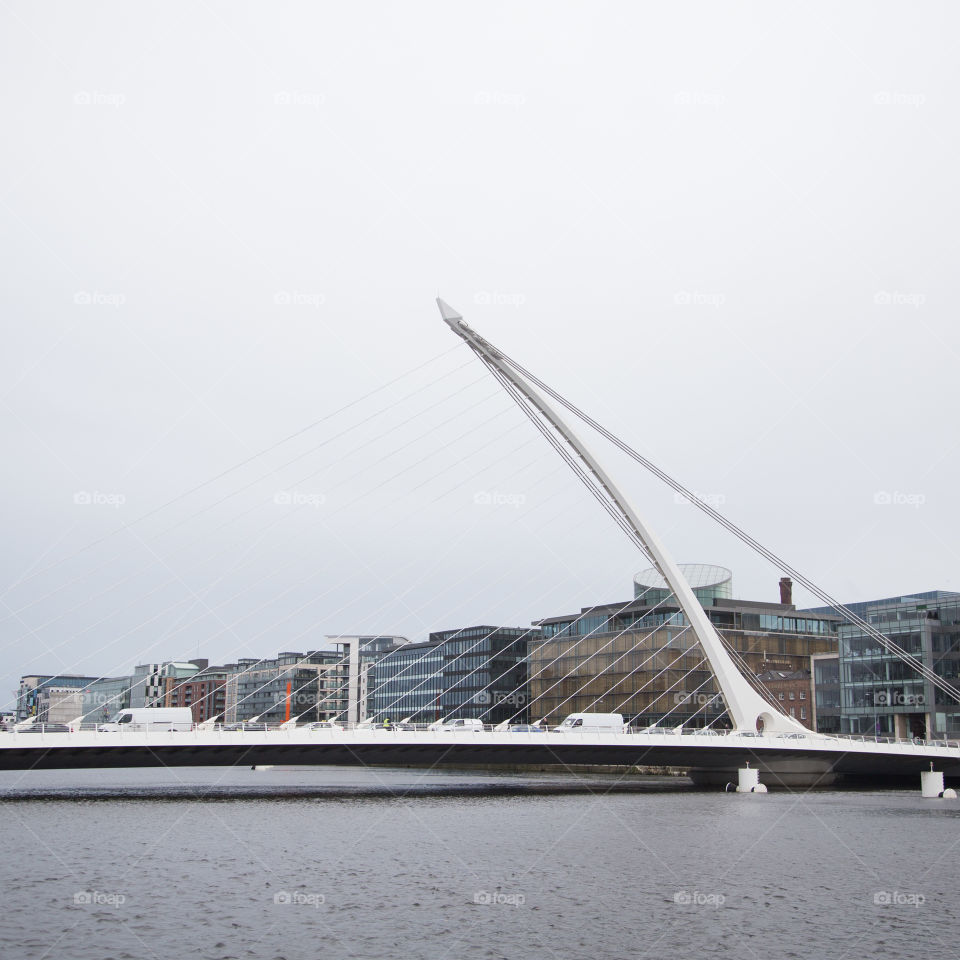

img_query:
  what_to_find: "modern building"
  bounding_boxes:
[167,665,229,724]
[221,640,382,724]
[530,567,839,728]
[810,653,841,734]
[804,590,960,739]
[16,675,98,722]
[129,660,204,709]
[368,626,538,725]
[81,675,133,724]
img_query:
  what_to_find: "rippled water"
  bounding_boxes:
[1,766,958,960]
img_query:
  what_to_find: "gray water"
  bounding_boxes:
[1,766,958,960]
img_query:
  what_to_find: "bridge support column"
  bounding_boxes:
[731,763,767,793]
[921,767,957,799]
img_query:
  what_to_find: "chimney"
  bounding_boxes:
[779,577,793,606]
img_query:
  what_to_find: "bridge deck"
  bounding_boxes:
[2,729,959,785]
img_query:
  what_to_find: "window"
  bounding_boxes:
[800,708,806,720]
[778,692,784,701]
[799,691,806,700]
[789,707,795,717]
[789,692,795,701]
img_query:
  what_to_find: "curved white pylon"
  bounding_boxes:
[438,298,805,734]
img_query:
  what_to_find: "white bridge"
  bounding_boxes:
[2,725,960,788]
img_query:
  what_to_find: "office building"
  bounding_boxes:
[531,566,838,728]
[804,590,960,739]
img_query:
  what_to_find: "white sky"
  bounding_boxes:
[1,1,958,706]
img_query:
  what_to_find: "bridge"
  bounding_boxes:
[3,725,960,788]
[5,299,960,791]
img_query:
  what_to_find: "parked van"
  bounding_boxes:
[552,713,625,733]
[430,718,485,732]
[98,708,193,732]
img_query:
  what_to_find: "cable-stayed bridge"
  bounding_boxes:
[5,300,959,789]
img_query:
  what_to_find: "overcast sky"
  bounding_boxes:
[1,2,958,707]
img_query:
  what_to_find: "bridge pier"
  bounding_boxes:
[734,764,767,793]
[921,767,957,799]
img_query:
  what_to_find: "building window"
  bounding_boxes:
[799,691,806,700]
[778,692,784,701]
[800,707,806,720]
[789,692,795,701]
[789,707,795,717]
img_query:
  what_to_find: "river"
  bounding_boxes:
[1,766,957,959]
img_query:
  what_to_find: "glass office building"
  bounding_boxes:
[368,626,538,725]
[805,590,960,739]
[532,574,838,728]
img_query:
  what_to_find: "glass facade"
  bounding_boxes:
[531,598,838,728]
[369,626,537,724]
[805,591,960,738]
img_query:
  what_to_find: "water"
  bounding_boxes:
[1,766,958,960]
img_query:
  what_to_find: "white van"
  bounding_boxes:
[552,713,625,733]
[98,708,193,732]
[430,718,485,732]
